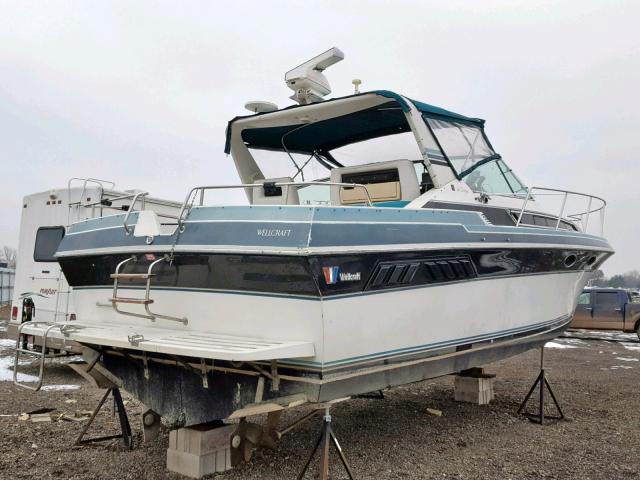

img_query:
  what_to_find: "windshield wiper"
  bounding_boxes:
[458,154,502,178]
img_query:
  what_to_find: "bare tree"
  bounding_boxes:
[590,269,607,286]
[2,246,16,268]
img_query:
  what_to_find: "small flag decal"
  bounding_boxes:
[323,266,340,285]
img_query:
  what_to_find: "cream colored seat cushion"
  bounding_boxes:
[329,160,420,205]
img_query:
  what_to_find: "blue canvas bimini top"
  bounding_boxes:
[224,90,484,154]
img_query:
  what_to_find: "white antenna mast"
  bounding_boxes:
[285,47,344,105]
[352,78,362,94]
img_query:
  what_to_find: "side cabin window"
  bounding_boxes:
[34,226,65,262]
[513,212,577,231]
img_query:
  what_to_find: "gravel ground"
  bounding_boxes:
[0,317,638,480]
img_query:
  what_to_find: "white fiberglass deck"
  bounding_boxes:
[20,322,315,361]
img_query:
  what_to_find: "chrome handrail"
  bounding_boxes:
[515,186,606,236]
[70,192,137,208]
[123,191,149,235]
[67,177,117,207]
[68,191,179,223]
[176,182,374,231]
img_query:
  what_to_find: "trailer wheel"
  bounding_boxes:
[637,323,640,341]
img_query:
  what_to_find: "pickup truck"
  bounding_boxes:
[571,288,640,339]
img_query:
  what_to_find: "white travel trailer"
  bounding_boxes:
[7,178,181,346]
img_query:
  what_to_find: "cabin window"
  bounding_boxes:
[33,226,65,262]
[577,292,591,305]
[511,212,576,231]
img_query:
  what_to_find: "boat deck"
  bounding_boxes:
[19,322,315,361]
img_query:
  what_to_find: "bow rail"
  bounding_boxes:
[515,186,606,236]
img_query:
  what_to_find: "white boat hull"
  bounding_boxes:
[63,270,589,372]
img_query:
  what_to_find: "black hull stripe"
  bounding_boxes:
[61,248,609,298]
[74,268,586,301]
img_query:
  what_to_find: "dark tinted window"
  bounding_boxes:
[533,215,549,226]
[595,291,619,306]
[342,168,399,185]
[515,213,576,231]
[60,253,318,295]
[34,227,65,262]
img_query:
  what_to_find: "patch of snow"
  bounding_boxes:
[615,357,639,362]
[545,342,577,349]
[610,365,633,370]
[622,343,640,352]
[566,330,638,342]
[0,355,38,383]
[41,384,80,391]
[0,338,17,348]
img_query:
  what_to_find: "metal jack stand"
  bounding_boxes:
[76,388,133,449]
[517,346,565,424]
[297,407,355,480]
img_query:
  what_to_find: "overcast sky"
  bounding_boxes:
[0,1,638,275]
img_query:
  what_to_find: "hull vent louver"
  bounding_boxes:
[367,255,477,291]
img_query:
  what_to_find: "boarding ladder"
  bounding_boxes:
[110,256,188,325]
[13,322,74,391]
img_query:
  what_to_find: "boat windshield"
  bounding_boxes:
[423,115,527,196]
[464,158,528,196]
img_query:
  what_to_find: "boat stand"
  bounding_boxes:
[297,406,355,480]
[517,346,565,424]
[75,388,133,449]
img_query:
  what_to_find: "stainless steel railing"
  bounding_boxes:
[175,182,373,231]
[122,191,149,234]
[67,177,116,207]
[515,186,606,236]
